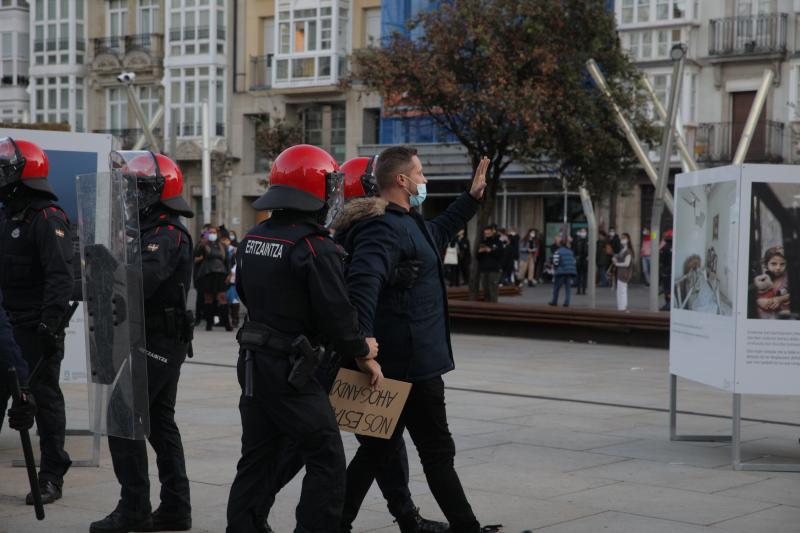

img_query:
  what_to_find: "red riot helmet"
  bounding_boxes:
[253,144,344,227]
[110,150,194,217]
[0,137,56,198]
[341,155,379,200]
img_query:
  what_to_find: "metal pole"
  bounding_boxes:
[649,46,685,312]
[579,187,597,308]
[133,106,164,151]
[201,100,212,225]
[640,75,698,172]
[123,82,161,153]
[669,374,677,440]
[586,59,674,214]
[732,393,742,469]
[732,69,774,165]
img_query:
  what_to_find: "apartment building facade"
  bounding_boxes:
[0,1,31,123]
[614,0,800,234]
[227,0,382,232]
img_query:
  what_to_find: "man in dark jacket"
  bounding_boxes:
[343,146,490,533]
[477,224,503,302]
[573,229,589,295]
[549,238,577,307]
[0,137,73,504]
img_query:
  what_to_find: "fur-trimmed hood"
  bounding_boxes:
[331,196,388,233]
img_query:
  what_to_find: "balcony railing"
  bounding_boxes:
[125,34,157,53]
[249,55,272,90]
[93,36,124,55]
[695,121,784,163]
[172,122,225,137]
[709,14,787,56]
[95,128,164,150]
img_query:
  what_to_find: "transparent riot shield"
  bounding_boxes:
[76,171,149,440]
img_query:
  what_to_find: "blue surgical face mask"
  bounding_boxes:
[410,183,427,207]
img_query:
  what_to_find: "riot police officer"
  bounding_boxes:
[0,137,73,505]
[226,144,381,533]
[90,152,194,533]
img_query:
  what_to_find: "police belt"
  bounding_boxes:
[236,320,296,355]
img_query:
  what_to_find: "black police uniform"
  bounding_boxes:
[226,211,369,533]
[105,208,193,521]
[0,191,73,490]
[0,288,30,429]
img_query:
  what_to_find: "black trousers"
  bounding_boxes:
[0,325,71,486]
[227,351,346,533]
[108,354,190,516]
[343,376,479,533]
[576,260,588,293]
[263,363,415,524]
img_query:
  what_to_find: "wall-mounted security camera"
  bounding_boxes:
[117,72,136,84]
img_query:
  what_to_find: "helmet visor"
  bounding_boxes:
[110,151,164,210]
[0,137,24,189]
[324,170,345,228]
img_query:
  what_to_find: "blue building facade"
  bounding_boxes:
[378,0,456,144]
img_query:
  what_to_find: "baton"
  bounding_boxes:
[27,301,79,387]
[7,367,45,520]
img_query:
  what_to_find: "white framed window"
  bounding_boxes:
[273,0,350,87]
[688,72,697,123]
[652,73,670,108]
[32,0,79,66]
[169,0,212,56]
[108,0,128,37]
[138,0,160,34]
[624,28,684,60]
[363,7,380,46]
[167,66,225,137]
[138,85,160,124]
[32,75,84,130]
[618,0,689,26]
[0,31,27,86]
[107,86,127,130]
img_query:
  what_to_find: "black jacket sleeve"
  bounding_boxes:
[0,289,28,382]
[345,219,401,337]
[299,242,369,361]
[425,192,480,251]
[141,226,182,299]
[33,208,73,328]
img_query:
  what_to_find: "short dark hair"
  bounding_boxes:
[375,145,418,191]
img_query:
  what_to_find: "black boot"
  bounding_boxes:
[205,303,213,331]
[132,507,191,531]
[219,303,233,331]
[230,303,240,328]
[397,507,449,533]
[90,506,152,533]
[26,480,62,505]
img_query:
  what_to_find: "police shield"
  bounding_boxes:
[76,171,149,440]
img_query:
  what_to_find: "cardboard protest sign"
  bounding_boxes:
[329,368,411,439]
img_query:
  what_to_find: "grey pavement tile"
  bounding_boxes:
[710,504,800,533]
[446,416,529,437]
[482,443,626,472]
[499,426,635,451]
[572,458,770,493]
[406,488,599,531]
[448,461,621,500]
[715,477,800,507]
[550,481,776,526]
[533,510,721,533]
[588,438,759,468]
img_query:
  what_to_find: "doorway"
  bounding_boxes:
[731,91,766,161]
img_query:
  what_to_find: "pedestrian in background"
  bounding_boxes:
[477,224,504,302]
[574,228,589,295]
[498,228,515,286]
[533,229,545,283]
[596,230,611,287]
[549,236,577,307]
[520,228,538,287]
[456,229,471,286]
[640,227,651,286]
[194,226,232,331]
[660,230,674,311]
[508,227,520,285]
[443,238,460,287]
[612,232,634,312]
[193,224,210,325]
[608,227,621,253]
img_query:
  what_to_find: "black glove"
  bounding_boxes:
[389,259,422,289]
[8,390,36,431]
[37,321,65,357]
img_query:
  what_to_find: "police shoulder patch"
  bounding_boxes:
[54,228,65,238]
[146,243,160,252]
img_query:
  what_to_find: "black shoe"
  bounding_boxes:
[547,301,556,306]
[261,517,275,533]
[26,480,61,505]
[397,507,449,533]
[481,526,504,533]
[90,509,152,533]
[132,508,191,531]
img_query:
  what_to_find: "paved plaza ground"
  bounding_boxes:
[2,328,800,532]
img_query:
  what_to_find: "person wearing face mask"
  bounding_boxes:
[640,227,651,287]
[194,226,232,331]
[343,145,495,533]
[520,229,538,287]
[612,232,635,311]
[608,227,621,254]
[573,228,589,295]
